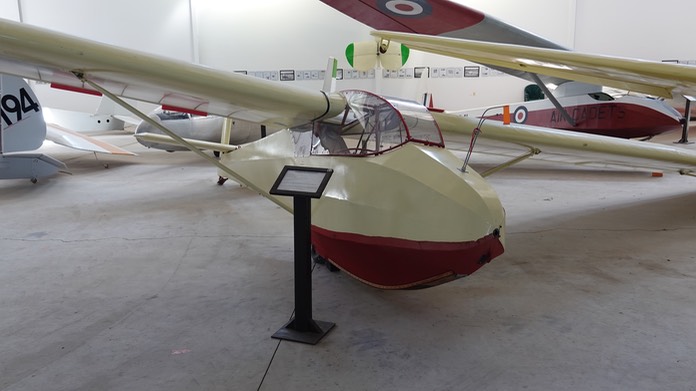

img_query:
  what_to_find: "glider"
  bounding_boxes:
[320,0,690,139]
[0,16,694,288]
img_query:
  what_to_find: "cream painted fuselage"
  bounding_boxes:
[217,91,506,289]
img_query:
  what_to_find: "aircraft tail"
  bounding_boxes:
[1,74,47,153]
[1,74,67,181]
[95,95,140,126]
[0,153,68,182]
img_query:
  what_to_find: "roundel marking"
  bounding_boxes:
[386,1,422,15]
[378,0,432,18]
[513,106,528,124]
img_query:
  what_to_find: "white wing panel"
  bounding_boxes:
[45,124,135,156]
[433,111,696,175]
[0,19,345,128]
[372,30,696,99]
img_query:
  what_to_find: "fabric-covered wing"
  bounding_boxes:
[0,18,344,128]
[371,30,696,99]
[432,111,696,175]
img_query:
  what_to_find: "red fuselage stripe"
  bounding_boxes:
[489,103,681,138]
[311,225,504,289]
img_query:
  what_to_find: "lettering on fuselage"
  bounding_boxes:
[548,104,626,125]
[1,87,40,128]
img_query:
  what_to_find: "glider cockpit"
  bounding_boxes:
[292,90,445,158]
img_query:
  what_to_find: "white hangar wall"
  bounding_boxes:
[18,0,193,60]
[0,1,690,113]
[574,0,696,62]
[0,0,196,112]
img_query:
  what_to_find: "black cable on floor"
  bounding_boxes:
[256,314,289,391]
[256,261,318,391]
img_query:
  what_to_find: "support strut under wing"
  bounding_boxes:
[530,73,576,127]
[72,72,293,213]
[481,147,541,177]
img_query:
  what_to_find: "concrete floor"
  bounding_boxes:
[1,134,696,390]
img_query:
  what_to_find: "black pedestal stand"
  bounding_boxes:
[272,197,335,344]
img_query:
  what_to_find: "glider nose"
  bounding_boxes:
[134,114,162,136]
[133,114,165,149]
[309,144,506,289]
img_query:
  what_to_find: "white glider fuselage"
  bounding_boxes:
[134,110,265,151]
[42,107,125,133]
[135,111,225,151]
[219,90,505,289]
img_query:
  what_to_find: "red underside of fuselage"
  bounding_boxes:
[490,103,681,138]
[311,226,504,289]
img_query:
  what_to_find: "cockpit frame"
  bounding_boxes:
[304,90,445,157]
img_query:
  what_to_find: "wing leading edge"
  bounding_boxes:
[371,30,696,99]
[1,17,695,178]
[0,18,344,128]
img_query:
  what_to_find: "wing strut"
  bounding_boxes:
[460,104,541,177]
[72,71,292,212]
[462,105,511,172]
[530,74,576,127]
[480,147,541,177]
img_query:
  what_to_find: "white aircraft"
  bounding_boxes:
[323,0,691,140]
[0,75,134,182]
[0,9,694,289]
[133,108,268,154]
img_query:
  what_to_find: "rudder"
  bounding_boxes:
[1,74,46,153]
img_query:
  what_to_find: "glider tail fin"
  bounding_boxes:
[1,74,67,182]
[1,74,46,153]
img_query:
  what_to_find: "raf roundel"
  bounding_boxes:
[378,0,433,18]
[513,106,528,124]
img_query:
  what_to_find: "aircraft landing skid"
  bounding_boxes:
[675,95,694,145]
[311,246,340,272]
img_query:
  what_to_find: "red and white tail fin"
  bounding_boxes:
[1,74,46,153]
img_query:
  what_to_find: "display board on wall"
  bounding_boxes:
[234,65,508,82]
